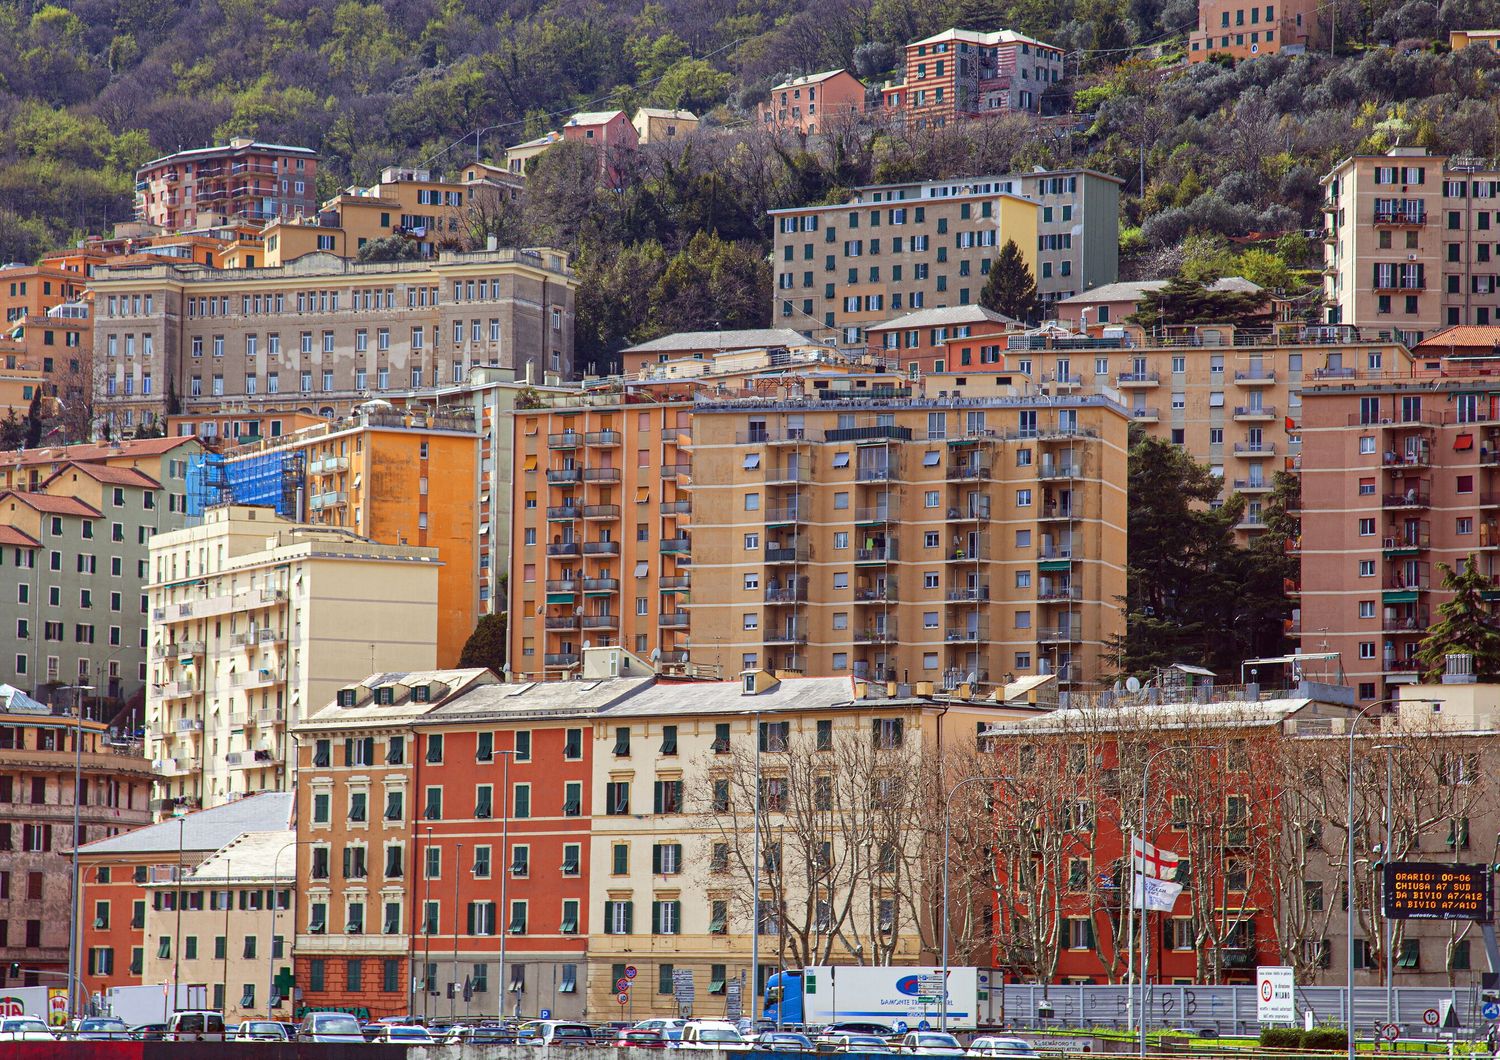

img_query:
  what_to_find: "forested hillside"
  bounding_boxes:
[5,0,1500,364]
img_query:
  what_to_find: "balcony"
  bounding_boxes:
[659,575,691,590]
[765,465,813,485]
[546,541,582,557]
[309,491,347,511]
[1037,463,1076,480]
[660,536,691,554]
[947,545,990,562]
[582,541,621,556]
[582,468,621,484]
[175,718,203,734]
[856,545,897,563]
[1382,610,1429,634]
[309,455,349,475]
[945,626,988,643]
[659,650,689,665]
[855,465,897,483]
[1130,408,1160,424]
[738,429,809,445]
[546,504,580,520]
[544,653,580,669]
[764,627,808,645]
[766,544,811,564]
[154,757,201,777]
[1373,209,1427,226]
[1384,449,1431,470]
[946,462,990,481]
[1233,369,1277,386]
[1232,405,1277,422]
[855,584,897,602]
[1232,479,1273,493]
[1383,530,1430,554]
[853,505,894,524]
[546,468,581,485]
[230,667,284,689]
[856,627,898,644]
[227,749,281,770]
[947,585,990,602]
[580,614,619,630]
[1382,488,1431,509]
[660,500,691,516]
[661,463,692,480]
[152,640,205,660]
[1040,505,1076,521]
[544,615,579,631]
[547,431,582,449]
[545,578,577,593]
[1039,547,1073,562]
[159,680,197,700]
[1232,443,1278,457]
[766,505,809,524]
[662,426,692,446]
[586,430,621,447]
[948,500,991,521]
[1038,626,1083,643]
[1038,585,1082,602]
[659,612,690,628]
[1116,372,1160,388]
[1384,573,1430,592]
[765,585,807,603]
[583,577,620,592]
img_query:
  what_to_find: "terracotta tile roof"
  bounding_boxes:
[0,526,39,548]
[0,435,194,469]
[41,462,161,490]
[1415,326,1500,351]
[0,491,103,518]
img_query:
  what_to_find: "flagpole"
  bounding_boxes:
[1126,833,1136,1035]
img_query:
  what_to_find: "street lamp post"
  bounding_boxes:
[265,839,310,1019]
[60,682,92,1021]
[1137,744,1219,1059]
[494,748,518,1022]
[940,775,1014,1032]
[750,710,762,1024]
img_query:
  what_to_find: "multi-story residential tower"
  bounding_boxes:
[1298,374,1500,705]
[0,453,192,703]
[508,397,696,680]
[771,169,1120,338]
[134,139,319,233]
[89,247,577,434]
[145,505,441,811]
[1323,147,1500,341]
[881,29,1065,125]
[0,684,150,991]
[1188,0,1319,62]
[685,394,1129,691]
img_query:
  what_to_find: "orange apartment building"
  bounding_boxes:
[76,792,293,1008]
[684,394,1129,692]
[881,28,1064,127]
[618,328,821,376]
[135,139,319,233]
[508,397,696,680]
[212,406,482,666]
[0,356,50,418]
[758,70,868,135]
[1323,147,1500,343]
[865,304,1020,374]
[1188,0,1319,61]
[1298,345,1500,705]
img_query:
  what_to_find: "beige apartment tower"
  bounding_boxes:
[685,395,1129,691]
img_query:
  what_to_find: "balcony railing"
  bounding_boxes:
[661,463,692,479]
[945,626,988,643]
[855,585,897,602]
[765,585,807,603]
[547,432,582,449]
[660,537,691,553]
[1115,372,1160,387]
[545,579,577,593]
[583,577,620,592]
[1232,405,1277,420]
[546,468,581,484]
[947,586,990,602]
[856,546,897,562]
[546,541,582,557]
[1038,585,1082,602]
[660,500,691,516]
[544,615,579,630]
[946,463,990,481]
[544,653,580,668]
[586,430,621,447]
[1232,443,1277,456]
[659,612,690,628]
[581,614,619,629]
[582,468,621,483]
[546,505,580,520]
[855,627,898,643]
[1038,463,1076,479]
[766,505,809,523]
[765,465,813,485]
[582,541,621,556]
[948,501,991,520]
[766,545,811,563]
[659,575,691,590]
[1382,489,1431,509]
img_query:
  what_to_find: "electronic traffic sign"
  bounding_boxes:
[1382,862,1492,921]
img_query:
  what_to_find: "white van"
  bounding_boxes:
[165,1010,226,1041]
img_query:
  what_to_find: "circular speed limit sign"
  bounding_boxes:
[1423,1009,1440,1027]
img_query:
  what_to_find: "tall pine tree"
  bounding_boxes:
[979,239,1039,324]
[1416,556,1500,679]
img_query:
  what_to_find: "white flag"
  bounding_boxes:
[1131,836,1180,879]
[1132,872,1184,912]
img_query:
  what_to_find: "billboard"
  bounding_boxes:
[1382,862,1492,921]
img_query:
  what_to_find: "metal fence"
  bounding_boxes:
[992,984,1483,1039]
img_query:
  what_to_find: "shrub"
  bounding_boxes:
[1259,1028,1302,1049]
[1302,1027,1348,1050]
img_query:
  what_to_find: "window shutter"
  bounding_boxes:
[623,901,634,934]
[344,738,353,766]
[603,902,615,935]
[671,901,682,932]
[651,901,662,934]
[1084,918,1096,949]
[651,845,662,875]
[342,848,351,878]
[467,903,476,936]
[362,737,374,764]
[672,843,683,872]
[653,783,663,815]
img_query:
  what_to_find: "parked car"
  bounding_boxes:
[967,1038,1038,1058]
[679,1020,750,1051]
[235,1020,292,1042]
[517,1019,596,1046]
[753,1031,815,1051]
[166,1010,226,1042]
[297,1012,367,1043]
[130,1023,167,1040]
[0,1017,56,1041]
[635,1018,688,1041]
[897,1032,965,1056]
[819,1023,895,1039]
[71,1017,130,1040]
[375,1025,436,1045]
[613,1029,669,1048]
[825,1033,897,1053]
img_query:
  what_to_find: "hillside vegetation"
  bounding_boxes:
[5,0,1500,362]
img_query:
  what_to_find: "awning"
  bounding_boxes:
[546,593,574,604]
[1383,590,1419,603]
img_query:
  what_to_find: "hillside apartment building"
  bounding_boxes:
[1,261,93,407]
[880,29,1065,125]
[87,246,576,433]
[770,170,1120,341]
[758,70,868,135]
[144,505,441,812]
[1187,0,1319,62]
[135,139,319,233]
[1323,147,1500,344]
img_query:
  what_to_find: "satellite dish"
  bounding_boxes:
[650,648,661,661]
[1125,676,1142,693]
[582,640,592,650]
[966,671,978,685]
[1112,680,1124,694]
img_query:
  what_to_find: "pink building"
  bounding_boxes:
[561,110,640,187]
[134,137,318,232]
[758,70,868,135]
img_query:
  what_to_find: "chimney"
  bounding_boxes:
[1442,653,1477,684]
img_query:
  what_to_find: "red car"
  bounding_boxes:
[613,1029,669,1048]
